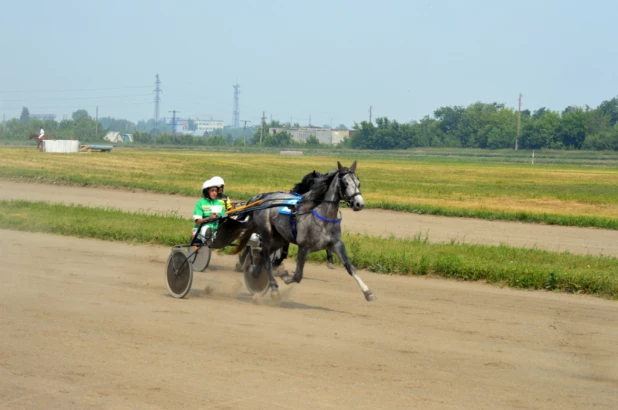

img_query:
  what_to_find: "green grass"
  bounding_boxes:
[2,146,618,229]
[2,200,617,299]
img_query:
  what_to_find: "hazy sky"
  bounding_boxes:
[1,0,616,127]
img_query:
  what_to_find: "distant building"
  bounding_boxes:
[31,114,56,121]
[195,119,224,134]
[268,127,353,145]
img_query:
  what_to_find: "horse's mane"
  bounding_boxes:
[300,170,339,206]
[291,170,322,195]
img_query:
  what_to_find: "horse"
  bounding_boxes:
[234,161,376,302]
[29,134,55,151]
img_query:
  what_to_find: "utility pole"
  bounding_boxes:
[232,84,240,128]
[309,115,311,127]
[154,74,161,133]
[169,110,180,135]
[261,111,266,143]
[516,93,522,150]
[95,106,99,139]
[369,105,372,123]
[241,120,251,145]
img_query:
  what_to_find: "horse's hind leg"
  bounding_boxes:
[330,242,376,302]
[326,250,335,269]
[280,246,308,285]
[260,244,280,299]
[272,243,289,276]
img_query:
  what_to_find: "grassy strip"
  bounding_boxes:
[298,236,618,299]
[1,200,617,299]
[368,202,618,230]
[0,200,189,246]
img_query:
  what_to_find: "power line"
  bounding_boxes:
[241,120,251,145]
[516,93,522,151]
[169,110,180,135]
[0,85,151,93]
[0,101,153,110]
[0,93,152,102]
[154,74,161,132]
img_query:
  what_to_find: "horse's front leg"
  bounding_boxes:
[281,246,308,285]
[330,241,376,302]
[326,250,335,269]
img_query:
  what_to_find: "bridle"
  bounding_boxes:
[338,171,362,207]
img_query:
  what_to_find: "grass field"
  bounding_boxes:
[1,147,618,228]
[2,200,616,299]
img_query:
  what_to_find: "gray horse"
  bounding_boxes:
[234,161,376,302]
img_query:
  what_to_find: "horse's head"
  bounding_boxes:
[337,161,364,211]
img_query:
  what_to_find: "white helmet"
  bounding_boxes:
[202,179,216,190]
[210,176,225,187]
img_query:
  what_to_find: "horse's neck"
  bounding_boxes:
[314,173,340,219]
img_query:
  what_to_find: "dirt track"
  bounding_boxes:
[2,180,618,257]
[0,230,617,409]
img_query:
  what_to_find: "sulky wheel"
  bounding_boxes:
[243,249,271,296]
[166,248,194,298]
[188,244,211,272]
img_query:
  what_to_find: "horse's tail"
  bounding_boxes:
[230,226,256,255]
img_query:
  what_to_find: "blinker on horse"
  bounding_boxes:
[235,160,375,302]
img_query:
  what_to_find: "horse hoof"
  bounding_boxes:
[281,274,294,285]
[274,266,287,277]
[364,291,376,302]
[327,262,335,270]
[271,290,280,300]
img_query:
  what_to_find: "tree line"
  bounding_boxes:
[3,95,618,150]
[0,108,105,142]
[347,96,618,150]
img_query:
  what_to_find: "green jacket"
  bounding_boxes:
[193,197,226,231]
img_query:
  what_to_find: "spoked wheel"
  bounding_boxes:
[243,249,271,296]
[188,244,211,272]
[166,248,194,298]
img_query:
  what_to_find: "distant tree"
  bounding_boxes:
[99,116,135,132]
[560,107,587,149]
[305,135,320,147]
[20,107,30,123]
[533,107,549,120]
[72,109,89,121]
[262,130,293,147]
[337,124,347,130]
[597,97,618,126]
[188,118,197,131]
[251,120,284,144]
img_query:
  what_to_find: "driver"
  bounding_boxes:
[192,179,226,245]
[210,176,233,212]
[38,127,45,141]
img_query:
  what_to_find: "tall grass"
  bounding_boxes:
[1,200,617,299]
[1,147,618,228]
